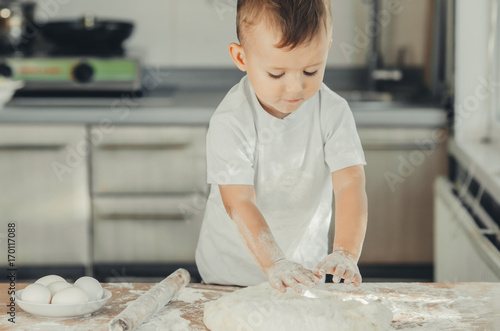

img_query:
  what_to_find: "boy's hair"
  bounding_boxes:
[236,0,332,49]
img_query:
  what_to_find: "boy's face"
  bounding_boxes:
[230,20,332,119]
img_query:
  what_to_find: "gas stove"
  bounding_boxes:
[0,13,141,96]
[0,56,141,95]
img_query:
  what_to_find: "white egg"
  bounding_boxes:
[74,276,104,301]
[34,275,67,287]
[22,284,51,304]
[47,281,73,297]
[51,287,89,305]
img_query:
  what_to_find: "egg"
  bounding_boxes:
[22,284,51,304]
[47,281,73,297]
[74,276,104,301]
[51,287,89,305]
[34,274,67,287]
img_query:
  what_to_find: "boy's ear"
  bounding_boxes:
[328,38,332,50]
[229,42,247,72]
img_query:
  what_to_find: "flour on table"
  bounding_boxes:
[135,287,209,331]
[203,282,393,331]
[136,307,191,331]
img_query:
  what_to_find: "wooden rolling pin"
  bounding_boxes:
[108,268,191,331]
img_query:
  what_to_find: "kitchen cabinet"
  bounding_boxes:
[0,125,90,269]
[90,125,207,265]
[0,123,207,279]
[351,127,448,265]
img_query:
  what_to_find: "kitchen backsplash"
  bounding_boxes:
[32,0,431,68]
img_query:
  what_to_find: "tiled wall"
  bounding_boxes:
[34,0,431,68]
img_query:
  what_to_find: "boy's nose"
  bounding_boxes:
[286,77,303,94]
[285,73,304,94]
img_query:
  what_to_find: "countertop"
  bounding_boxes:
[2,282,500,330]
[0,90,448,128]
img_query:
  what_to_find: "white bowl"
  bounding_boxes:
[0,80,24,109]
[15,289,112,318]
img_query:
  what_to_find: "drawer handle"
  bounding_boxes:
[97,143,190,151]
[0,144,65,151]
[101,212,185,221]
[363,142,438,150]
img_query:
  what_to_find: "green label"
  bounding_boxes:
[8,58,137,82]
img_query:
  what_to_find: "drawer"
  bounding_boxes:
[92,195,206,263]
[91,126,207,194]
[0,124,85,146]
[359,128,447,150]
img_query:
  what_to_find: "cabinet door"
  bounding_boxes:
[91,126,207,194]
[0,125,90,266]
[93,195,205,263]
[353,128,448,264]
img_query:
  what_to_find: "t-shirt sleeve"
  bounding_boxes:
[206,115,255,185]
[323,99,366,173]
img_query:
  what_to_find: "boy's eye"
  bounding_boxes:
[304,70,318,77]
[268,72,284,79]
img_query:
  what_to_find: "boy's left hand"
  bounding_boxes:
[314,249,362,287]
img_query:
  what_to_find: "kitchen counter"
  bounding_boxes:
[2,282,500,330]
[0,90,447,128]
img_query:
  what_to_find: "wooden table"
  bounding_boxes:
[1,282,500,330]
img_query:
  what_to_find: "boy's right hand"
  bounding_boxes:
[265,258,322,293]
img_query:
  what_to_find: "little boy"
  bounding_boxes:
[196,0,367,293]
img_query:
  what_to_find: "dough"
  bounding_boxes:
[204,283,393,331]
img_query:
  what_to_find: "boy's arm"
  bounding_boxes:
[314,164,367,287]
[219,184,321,292]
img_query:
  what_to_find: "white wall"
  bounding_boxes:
[33,0,431,68]
[454,0,499,143]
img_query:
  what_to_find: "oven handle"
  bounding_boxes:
[98,212,186,221]
[96,143,190,151]
[0,144,65,151]
[362,142,439,150]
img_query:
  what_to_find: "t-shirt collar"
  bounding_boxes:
[245,77,314,126]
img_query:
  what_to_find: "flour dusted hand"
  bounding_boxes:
[315,249,361,287]
[265,258,321,293]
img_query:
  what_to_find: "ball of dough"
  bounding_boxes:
[22,284,51,304]
[47,281,73,297]
[51,287,89,305]
[74,276,103,301]
[35,275,66,287]
[204,282,394,331]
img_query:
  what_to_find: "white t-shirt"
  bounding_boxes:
[195,76,366,286]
